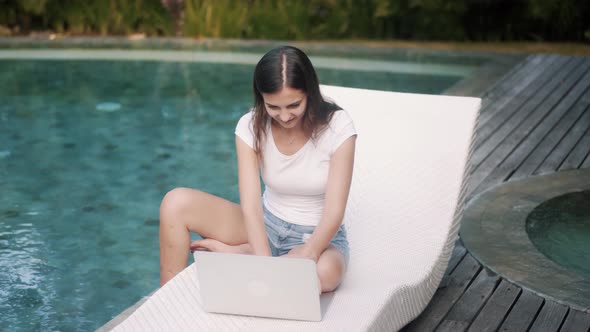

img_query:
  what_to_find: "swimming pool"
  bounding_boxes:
[527,190,590,279]
[0,49,478,331]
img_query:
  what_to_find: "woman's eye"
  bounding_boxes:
[287,104,300,109]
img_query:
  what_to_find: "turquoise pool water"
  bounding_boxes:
[526,190,590,278]
[0,55,469,331]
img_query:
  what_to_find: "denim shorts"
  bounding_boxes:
[263,205,350,263]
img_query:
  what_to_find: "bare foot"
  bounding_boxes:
[190,239,252,255]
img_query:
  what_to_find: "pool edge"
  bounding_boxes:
[460,169,590,313]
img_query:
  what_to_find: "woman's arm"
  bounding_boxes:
[306,135,356,257]
[236,136,271,256]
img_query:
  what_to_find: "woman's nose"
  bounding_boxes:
[279,112,291,122]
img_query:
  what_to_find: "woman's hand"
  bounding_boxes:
[190,239,254,255]
[284,243,320,263]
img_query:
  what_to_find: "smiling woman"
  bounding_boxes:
[0,46,481,331]
[265,87,308,146]
[264,89,306,128]
[160,46,355,297]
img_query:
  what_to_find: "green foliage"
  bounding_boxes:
[0,0,588,41]
[527,0,590,40]
[181,0,466,40]
[0,0,171,35]
[247,1,311,39]
[18,0,50,15]
[184,0,249,38]
[184,0,311,39]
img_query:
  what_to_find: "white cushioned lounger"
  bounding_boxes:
[112,85,480,332]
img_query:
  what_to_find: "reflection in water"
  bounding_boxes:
[0,223,43,326]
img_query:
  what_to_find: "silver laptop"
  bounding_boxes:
[194,251,322,321]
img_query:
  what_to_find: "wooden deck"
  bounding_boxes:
[402,54,590,332]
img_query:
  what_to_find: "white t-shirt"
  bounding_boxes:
[235,109,357,226]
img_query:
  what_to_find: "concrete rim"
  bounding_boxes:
[0,49,477,76]
[461,169,590,312]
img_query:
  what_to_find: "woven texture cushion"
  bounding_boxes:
[113,85,480,331]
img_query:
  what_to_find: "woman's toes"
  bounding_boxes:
[191,239,235,253]
[190,239,214,251]
[190,239,252,254]
[236,243,253,254]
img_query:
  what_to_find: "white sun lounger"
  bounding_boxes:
[110,85,480,332]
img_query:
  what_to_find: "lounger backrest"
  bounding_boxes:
[320,85,480,284]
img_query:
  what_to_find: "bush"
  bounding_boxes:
[0,0,171,36]
[0,0,588,41]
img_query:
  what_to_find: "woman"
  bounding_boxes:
[159,46,357,293]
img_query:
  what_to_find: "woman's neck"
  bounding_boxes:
[272,120,303,136]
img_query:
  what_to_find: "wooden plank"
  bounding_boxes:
[444,55,525,98]
[438,242,467,289]
[559,123,590,171]
[478,55,553,124]
[481,55,539,94]
[512,78,590,179]
[479,59,590,185]
[402,254,481,332]
[560,309,590,332]
[446,241,467,274]
[474,56,561,154]
[476,55,539,105]
[436,268,500,332]
[470,56,570,175]
[497,289,544,332]
[467,280,521,332]
[473,55,577,158]
[535,104,590,175]
[469,57,586,195]
[435,320,470,332]
[529,300,569,332]
[477,55,534,100]
[581,150,590,169]
[473,55,564,152]
[478,55,550,118]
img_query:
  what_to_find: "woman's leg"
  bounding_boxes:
[159,187,248,286]
[316,246,346,293]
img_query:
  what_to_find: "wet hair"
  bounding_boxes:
[251,45,341,161]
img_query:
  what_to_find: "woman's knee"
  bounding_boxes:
[317,255,345,292]
[160,187,201,223]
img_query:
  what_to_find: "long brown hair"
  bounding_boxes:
[251,46,341,162]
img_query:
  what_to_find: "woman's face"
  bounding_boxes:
[262,86,307,130]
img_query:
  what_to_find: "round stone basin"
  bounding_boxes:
[526,190,590,279]
[461,169,590,312]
